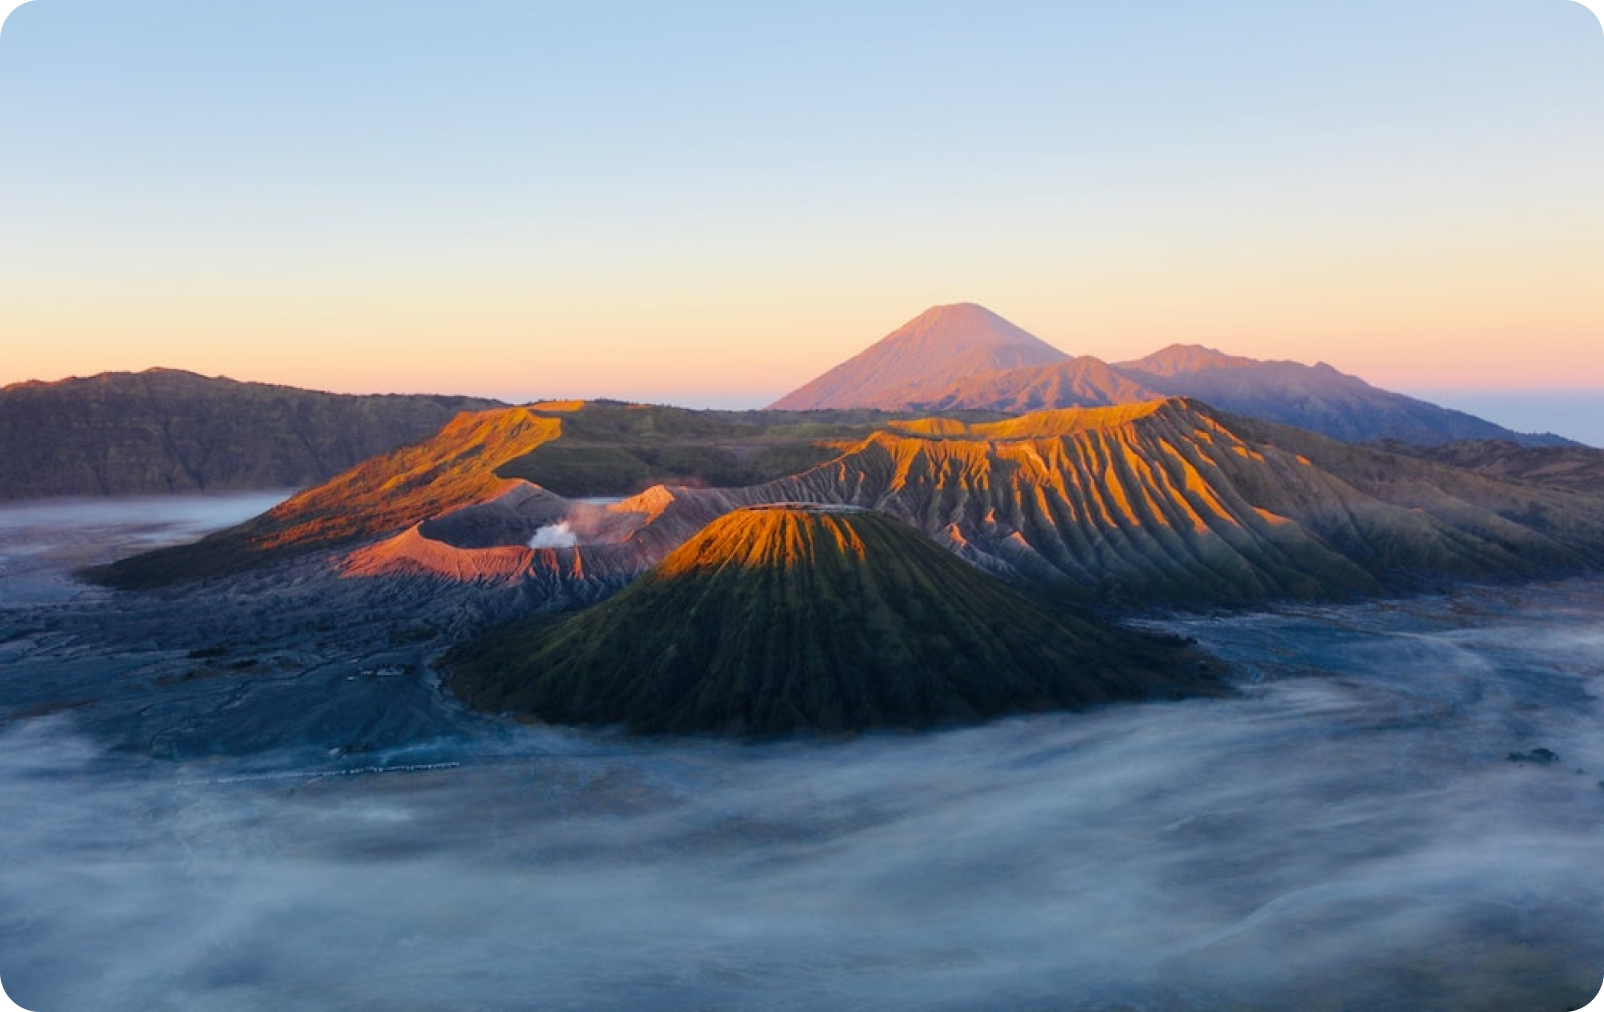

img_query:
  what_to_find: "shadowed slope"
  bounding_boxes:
[445,506,1212,734]
[770,304,1068,411]
[0,368,502,498]
[1375,439,1604,495]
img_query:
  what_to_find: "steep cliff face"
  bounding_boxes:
[444,506,1213,734]
[0,369,502,498]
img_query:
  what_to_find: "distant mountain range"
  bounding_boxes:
[771,303,1575,448]
[1,308,1584,505]
[0,369,502,499]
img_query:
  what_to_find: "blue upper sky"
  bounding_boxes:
[1,1,1600,441]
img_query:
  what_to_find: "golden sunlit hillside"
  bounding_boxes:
[92,398,1604,610]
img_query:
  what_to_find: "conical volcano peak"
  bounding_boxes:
[770,304,1068,410]
[657,504,874,577]
[445,505,1214,734]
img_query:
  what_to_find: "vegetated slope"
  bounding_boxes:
[487,401,924,497]
[1373,439,1604,495]
[0,369,502,498]
[769,303,1068,411]
[445,506,1214,734]
[1113,345,1574,448]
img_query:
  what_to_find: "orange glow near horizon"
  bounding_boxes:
[2,5,1599,406]
[5,266,1598,402]
[7,172,1602,405]
[5,188,1600,401]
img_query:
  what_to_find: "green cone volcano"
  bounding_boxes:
[445,505,1215,734]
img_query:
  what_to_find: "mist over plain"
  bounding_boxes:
[2,498,1604,1011]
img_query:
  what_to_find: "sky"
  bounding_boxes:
[0,1,1601,438]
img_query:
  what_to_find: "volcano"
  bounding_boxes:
[444,505,1212,734]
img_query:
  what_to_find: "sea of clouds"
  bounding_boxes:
[2,501,1604,1010]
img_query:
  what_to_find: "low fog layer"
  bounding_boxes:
[4,597,1604,1009]
[0,493,289,608]
[2,498,1603,1010]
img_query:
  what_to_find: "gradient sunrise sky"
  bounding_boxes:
[1,2,1601,438]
